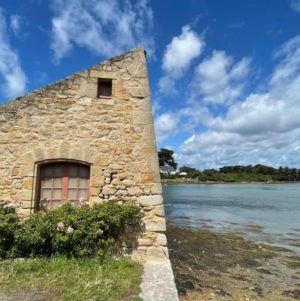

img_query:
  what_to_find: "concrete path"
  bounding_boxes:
[140,255,179,301]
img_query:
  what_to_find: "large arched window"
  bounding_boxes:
[38,162,90,210]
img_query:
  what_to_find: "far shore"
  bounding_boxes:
[161,178,300,185]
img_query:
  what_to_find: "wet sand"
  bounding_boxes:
[166,223,300,301]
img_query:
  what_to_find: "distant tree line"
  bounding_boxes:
[158,148,300,182]
[178,164,300,182]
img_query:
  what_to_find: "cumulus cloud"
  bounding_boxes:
[154,104,212,143]
[0,9,27,99]
[154,112,180,143]
[50,0,154,62]
[291,0,300,12]
[210,35,300,135]
[193,50,250,104]
[177,35,300,168]
[159,25,204,94]
[178,128,300,169]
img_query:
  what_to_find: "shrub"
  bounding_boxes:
[0,203,20,258]
[0,202,142,260]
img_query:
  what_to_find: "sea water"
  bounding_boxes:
[163,183,300,253]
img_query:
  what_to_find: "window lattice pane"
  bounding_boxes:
[79,189,88,199]
[69,166,78,178]
[43,168,53,177]
[41,189,51,200]
[53,166,64,177]
[68,177,78,188]
[53,189,62,200]
[79,178,88,188]
[53,178,63,188]
[79,166,89,178]
[68,189,78,200]
[42,178,52,188]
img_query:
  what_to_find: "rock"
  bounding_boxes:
[138,238,153,246]
[156,233,167,246]
[144,217,166,232]
[138,195,163,207]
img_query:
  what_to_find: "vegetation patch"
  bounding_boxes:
[286,261,300,269]
[0,202,143,300]
[283,289,300,300]
[245,224,264,233]
[0,257,143,301]
[158,148,300,182]
[0,201,141,259]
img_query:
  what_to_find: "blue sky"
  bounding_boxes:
[1,0,300,169]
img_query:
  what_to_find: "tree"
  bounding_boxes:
[179,166,200,178]
[158,148,177,169]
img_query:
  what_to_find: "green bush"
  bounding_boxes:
[0,202,142,260]
[0,204,20,259]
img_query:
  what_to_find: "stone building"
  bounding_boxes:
[0,48,168,259]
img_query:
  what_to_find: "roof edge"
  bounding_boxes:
[0,47,146,107]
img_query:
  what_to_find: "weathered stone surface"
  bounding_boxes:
[132,112,153,125]
[144,217,166,232]
[150,183,162,195]
[146,246,166,259]
[138,238,153,246]
[89,70,117,79]
[127,186,142,196]
[140,257,179,301]
[138,195,163,207]
[128,87,149,98]
[152,205,165,217]
[156,234,167,246]
[79,82,97,98]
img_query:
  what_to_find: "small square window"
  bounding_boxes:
[98,79,112,98]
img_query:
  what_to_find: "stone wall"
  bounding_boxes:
[0,48,167,260]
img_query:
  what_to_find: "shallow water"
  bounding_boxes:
[163,183,300,253]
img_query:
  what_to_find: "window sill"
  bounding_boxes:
[98,96,112,99]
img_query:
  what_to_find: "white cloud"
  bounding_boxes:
[270,35,300,87]
[50,0,154,62]
[291,0,300,12]
[0,9,27,99]
[10,15,22,36]
[159,25,204,94]
[178,128,300,169]
[210,92,300,135]
[194,50,250,104]
[162,25,204,78]
[154,112,180,143]
[176,35,300,168]
[154,104,212,143]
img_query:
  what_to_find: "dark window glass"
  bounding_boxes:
[98,79,112,98]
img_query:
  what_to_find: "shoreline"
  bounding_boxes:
[162,178,300,185]
[166,223,300,301]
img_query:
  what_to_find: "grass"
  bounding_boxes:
[0,257,143,301]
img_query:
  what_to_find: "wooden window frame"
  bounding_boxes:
[38,163,90,210]
[97,78,112,99]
